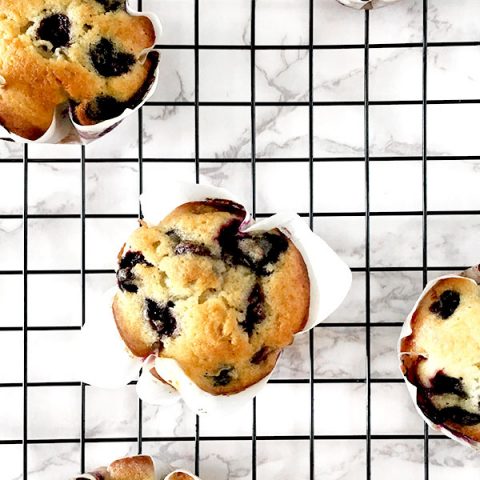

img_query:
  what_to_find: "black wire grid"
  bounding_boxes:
[2,0,480,478]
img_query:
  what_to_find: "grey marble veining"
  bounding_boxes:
[1,0,480,479]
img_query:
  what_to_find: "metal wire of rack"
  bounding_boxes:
[2,0,480,479]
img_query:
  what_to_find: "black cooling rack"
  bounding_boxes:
[2,0,480,478]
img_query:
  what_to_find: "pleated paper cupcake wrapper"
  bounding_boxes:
[80,181,352,415]
[0,0,161,145]
[336,0,402,9]
[398,264,480,449]
[73,455,201,480]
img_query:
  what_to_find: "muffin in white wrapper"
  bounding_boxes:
[399,264,480,449]
[0,0,161,144]
[336,0,403,9]
[72,454,200,480]
[165,470,202,480]
[79,182,352,415]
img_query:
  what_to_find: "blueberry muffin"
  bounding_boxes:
[400,276,480,442]
[0,0,159,140]
[113,199,310,395]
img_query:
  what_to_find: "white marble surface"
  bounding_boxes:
[2,0,480,479]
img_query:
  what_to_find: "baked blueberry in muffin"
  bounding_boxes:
[113,199,310,395]
[0,0,159,140]
[400,276,480,442]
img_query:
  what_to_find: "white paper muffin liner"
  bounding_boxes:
[72,455,200,480]
[80,181,352,415]
[336,0,402,9]
[398,265,480,449]
[0,0,161,144]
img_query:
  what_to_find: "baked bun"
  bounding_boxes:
[113,199,310,395]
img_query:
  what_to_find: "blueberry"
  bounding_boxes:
[217,218,242,255]
[116,251,151,293]
[166,230,211,256]
[417,384,480,427]
[85,96,126,122]
[219,221,289,275]
[36,14,71,49]
[235,237,264,269]
[116,267,138,293]
[416,389,442,424]
[429,290,461,319]
[421,401,480,426]
[441,407,480,426]
[165,230,180,245]
[119,251,149,270]
[144,299,177,338]
[240,284,266,336]
[209,366,235,387]
[430,372,467,399]
[238,232,289,275]
[174,242,211,257]
[96,0,124,11]
[251,346,271,364]
[260,233,289,267]
[89,38,135,77]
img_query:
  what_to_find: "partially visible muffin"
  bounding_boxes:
[400,276,480,442]
[0,0,158,140]
[167,473,195,480]
[74,455,197,480]
[113,199,310,395]
[75,455,155,480]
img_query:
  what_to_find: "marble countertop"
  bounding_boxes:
[2,0,480,478]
